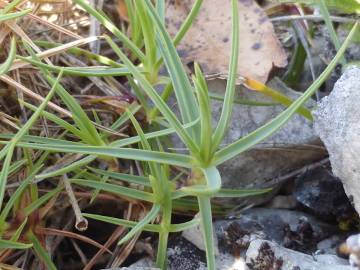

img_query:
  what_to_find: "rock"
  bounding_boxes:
[217,208,336,254]
[181,214,219,255]
[107,257,158,270]
[103,268,158,270]
[167,236,207,270]
[246,239,352,270]
[167,235,241,270]
[266,195,298,209]
[294,167,355,221]
[345,234,360,268]
[314,67,360,215]
[317,234,347,255]
[207,77,324,190]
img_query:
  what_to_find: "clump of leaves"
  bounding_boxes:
[0,0,358,269]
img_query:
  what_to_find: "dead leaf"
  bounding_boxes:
[117,0,129,22]
[166,0,287,83]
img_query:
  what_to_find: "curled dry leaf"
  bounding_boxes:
[166,0,288,83]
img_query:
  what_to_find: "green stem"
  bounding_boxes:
[156,193,172,269]
[198,196,216,270]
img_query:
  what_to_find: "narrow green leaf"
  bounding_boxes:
[0,239,32,249]
[215,188,271,198]
[88,167,150,187]
[13,142,195,168]
[193,64,212,163]
[0,9,31,22]
[118,204,160,245]
[244,77,313,121]
[0,70,62,209]
[211,0,239,153]
[28,232,57,270]
[209,92,278,106]
[35,155,95,180]
[17,56,130,76]
[0,37,16,75]
[143,0,200,139]
[22,102,84,139]
[72,0,145,61]
[110,104,142,131]
[169,218,200,232]
[106,36,200,154]
[23,43,104,146]
[33,40,123,67]
[173,0,203,46]
[23,185,63,216]
[10,218,28,242]
[71,179,154,202]
[0,165,43,223]
[1,0,25,14]
[83,213,161,232]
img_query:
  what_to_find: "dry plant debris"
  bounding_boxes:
[166,0,288,82]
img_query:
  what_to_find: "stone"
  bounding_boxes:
[103,268,158,270]
[345,234,360,268]
[216,208,336,254]
[317,234,347,255]
[294,167,355,221]
[207,77,324,190]
[314,67,360,215]
[266,195,298,209]
[245,239,352,270]
[167,235,240,270]
[181,214,219,255]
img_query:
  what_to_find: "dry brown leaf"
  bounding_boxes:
[117,0,129,21]
[166,0,287,83]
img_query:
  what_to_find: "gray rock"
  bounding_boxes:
[294,167,354,221]
[345,234,360,268]
[317,234,347,255]
[314,67,360,214]
[216,208,336,252]
[167,236,241,270]
[181,214,219,255]
[245,239,352,270]
[207,78,324,190]
[266,195,298,209]
[104,257,158,270]
[103,268,158,270]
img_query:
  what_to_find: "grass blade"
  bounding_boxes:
[0,37,16,75]
[13,142,195,168]
[88,167,151,187]
[143,0,200,138]
[28,232,57,270]
[71,179,154,202]
[0,70,63,209]
[244,77,313,121]
[83,213,161,232]
[105,36,200,154]
[0,9,31,22]
[211,0,239,153]
[118,204,161,245]
[169,218,200,232]
[73,0,145,61]
[0,239,32,249]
